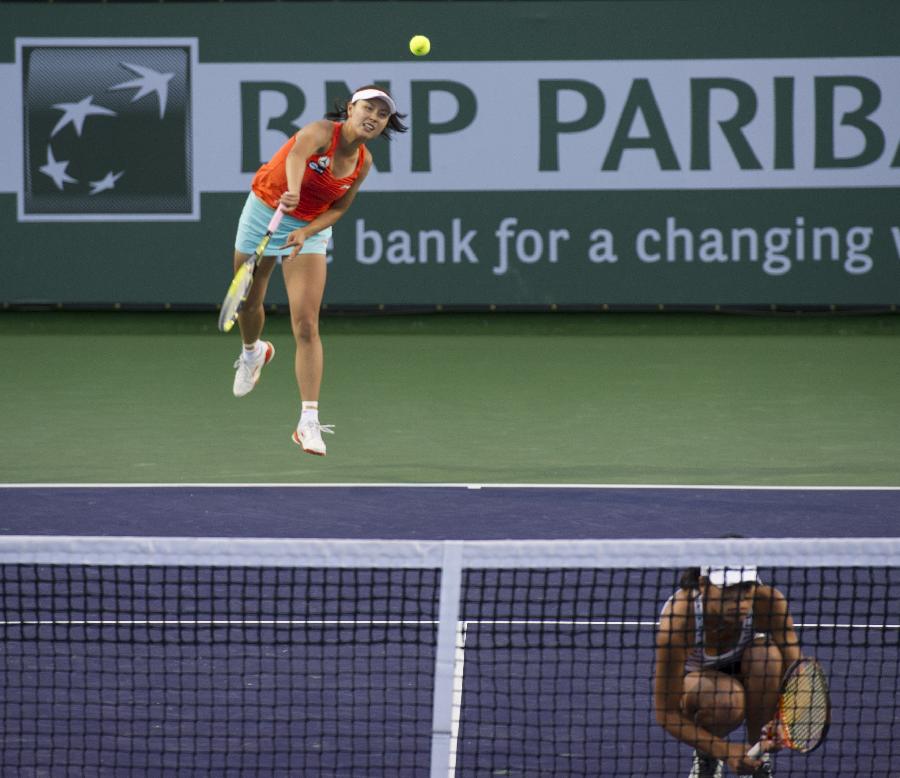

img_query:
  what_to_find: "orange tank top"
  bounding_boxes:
[251,122,366,222]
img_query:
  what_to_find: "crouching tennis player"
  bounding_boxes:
[654,565,801,777]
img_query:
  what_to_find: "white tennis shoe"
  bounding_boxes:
[232,341,275,397]
[292,418,334,456]
[689,750,723,778]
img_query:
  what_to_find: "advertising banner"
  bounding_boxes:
[1,2,897,307]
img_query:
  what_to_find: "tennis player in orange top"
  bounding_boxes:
[229,86,408,456]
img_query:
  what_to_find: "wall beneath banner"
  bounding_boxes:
[2,1,898,308]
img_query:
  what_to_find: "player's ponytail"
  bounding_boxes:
[325,85,409,140]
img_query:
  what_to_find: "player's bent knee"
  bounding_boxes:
[694,699,745,735]
[743,643,783,686]
[687,674,746,735]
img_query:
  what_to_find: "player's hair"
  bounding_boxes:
[326,85,409,140]
[678,568,702,590]
[678,533,746,590]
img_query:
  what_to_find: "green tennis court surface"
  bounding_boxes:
[2,311,898,485]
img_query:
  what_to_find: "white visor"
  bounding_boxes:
[350,88,397,115]
[701,565,760,587]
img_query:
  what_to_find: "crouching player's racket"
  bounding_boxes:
[217,207,285,333]
[748,657,831,759]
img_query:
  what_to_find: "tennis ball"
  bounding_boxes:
[409,35,431,57]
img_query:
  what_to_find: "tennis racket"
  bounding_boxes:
[217,207,285,333]
[748,657,831,759]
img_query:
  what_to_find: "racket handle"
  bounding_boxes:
[267,207,285,233]
[747,742,763,759]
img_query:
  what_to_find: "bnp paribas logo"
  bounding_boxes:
[17,38,199,221]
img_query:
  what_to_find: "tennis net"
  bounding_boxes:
[0,536,897,776]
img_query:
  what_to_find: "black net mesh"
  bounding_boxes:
[0,552,897,776]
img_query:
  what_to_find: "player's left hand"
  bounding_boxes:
[279,228,308,259]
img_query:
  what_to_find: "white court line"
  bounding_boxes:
[2,620,896,629]
[1,619,441,627]
[448,622,468,778]
[2,483,900,490]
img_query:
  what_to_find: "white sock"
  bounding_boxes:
[242,340,261,360]
[301,401,319,424]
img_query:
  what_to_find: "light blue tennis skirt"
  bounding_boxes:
[234,193,332,258]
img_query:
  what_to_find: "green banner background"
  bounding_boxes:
[3,1,898,308]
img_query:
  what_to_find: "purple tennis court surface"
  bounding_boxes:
[1,485,898,538]
[1,486,897,775]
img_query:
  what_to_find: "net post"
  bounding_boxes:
[430,540,464,778]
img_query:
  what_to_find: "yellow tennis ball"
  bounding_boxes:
[409,35,431,57]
